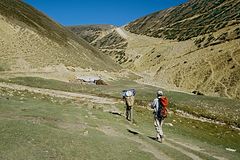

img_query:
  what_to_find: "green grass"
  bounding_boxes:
[133,106,240,154]
[2,77,158,101]
[0,87,239,159]
[1,76,240,127]
[167,91,240,127]
[0,120,158,160]
[131,107,240,160]
[0,88,157,160]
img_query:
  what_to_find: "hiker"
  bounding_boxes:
[122,89,135,122]
[151,90,168,143]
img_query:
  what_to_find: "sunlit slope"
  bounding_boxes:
[124,0,240,99]
[66,0,240,99]
[125,0,240,41]
[0,0,120,71]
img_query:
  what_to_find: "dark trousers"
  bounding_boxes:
[126,106,133,121]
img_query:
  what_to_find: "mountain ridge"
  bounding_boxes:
[67,25,129,64]
[125,0,240,41]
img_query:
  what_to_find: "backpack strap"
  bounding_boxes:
[158,97,163,109]
[157,97,162,118]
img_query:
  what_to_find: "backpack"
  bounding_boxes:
[157,96,169,118]
[125,96,135,107]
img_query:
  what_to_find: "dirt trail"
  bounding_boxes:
[130,137,172,160]
[98,124,218,160]
[231,50,240,66]
[97,125,172,160]
[167,139,227,160]
[0,82,117,105]
[207,60,231,98]
[115,27,129,39]
[164,141,203,160]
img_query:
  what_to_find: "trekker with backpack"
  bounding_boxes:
[151,90,169,143]
[122,89,136,122]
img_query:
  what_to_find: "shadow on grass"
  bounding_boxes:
[127,129,139,135]
[108,111,122,116]
[147,136,157,141]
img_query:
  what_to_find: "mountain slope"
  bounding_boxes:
[0,0,120,72]
[70,0,240,99]
[67,25,129,64]
[125,0,240,41]
[67,25,115,43]
[122,0,240,99]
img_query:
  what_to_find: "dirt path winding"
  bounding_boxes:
[0,82,117,105]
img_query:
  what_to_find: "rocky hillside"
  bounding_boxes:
[69,0,240,99]
[125,0,240,41]
[67,25,115,43]
[0,0,120,72]
[68,25,128,64]
[123,0,240,99]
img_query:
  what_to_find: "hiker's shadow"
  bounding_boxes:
[147,136,157,141]
[127,130,160,143]
[127,129,139,135]
[108,111,122,116]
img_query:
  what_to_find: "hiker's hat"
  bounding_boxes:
[157,90,163,96]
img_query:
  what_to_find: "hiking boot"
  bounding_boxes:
[160,135,164,142]
[161,137,164,142]
[157,137,162,143]
[156,136,162,143]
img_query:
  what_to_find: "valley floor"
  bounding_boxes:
[0,81,239,160]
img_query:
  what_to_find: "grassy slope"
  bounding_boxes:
[1,77,240,127]
[0,83,239,159]
[0,89,156,160]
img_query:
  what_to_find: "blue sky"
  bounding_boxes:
[24,0,188,26]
